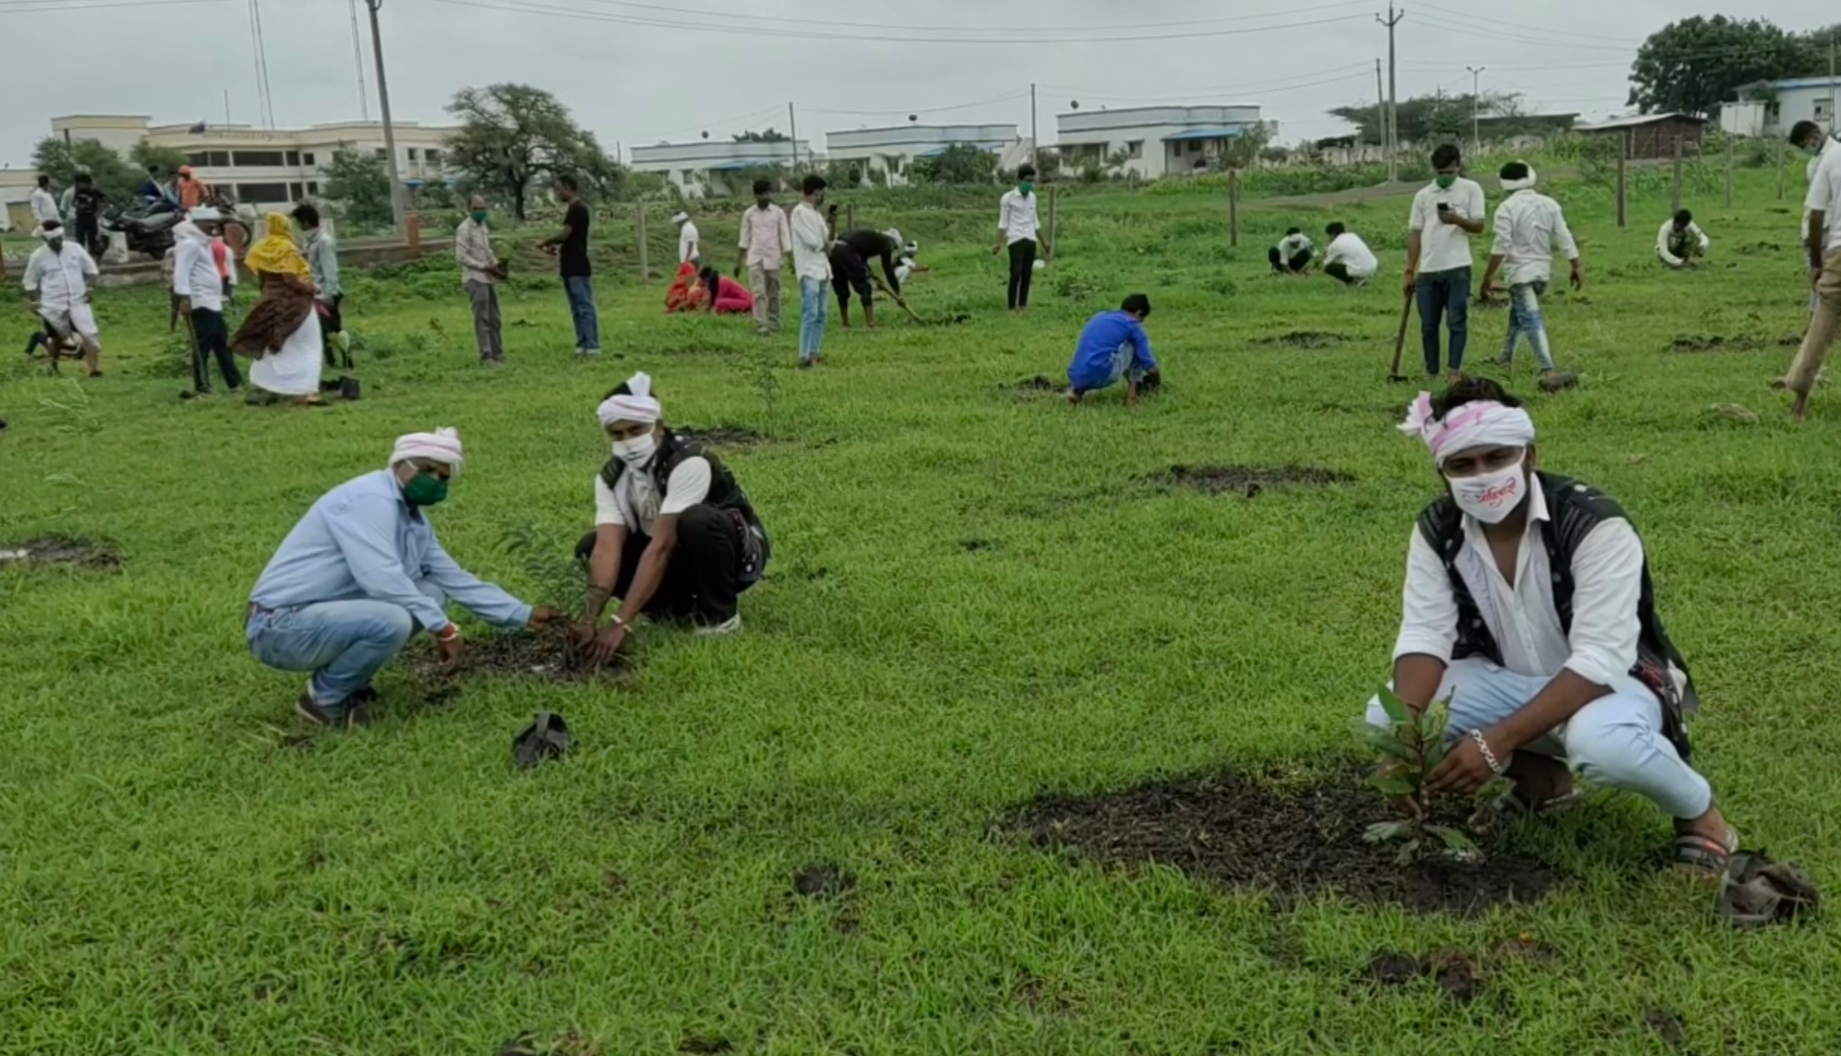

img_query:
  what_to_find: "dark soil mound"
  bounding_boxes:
[1256,331,1349,349]
[403,631,626,684]
[1644,1008,1688,1050]
[684,423,770,449]
[1011,375,1063,396]
[0,534,122,570]
[792,862,856,900]
[1669,334,1766,353]
[1006,764,1563,915]
[1143,464,1353,496]
[1366,949,1484,1003]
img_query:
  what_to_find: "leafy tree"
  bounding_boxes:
[733,128,789,143]
[1331,93,1516,145]
[323,149,395,229]
[913,143,997,185]
[1627,16,1812,115]
[129,141,190,178]
[445,83,625,219]
[32,137,141,203]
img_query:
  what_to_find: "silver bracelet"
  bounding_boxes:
[1470,729,1507,775]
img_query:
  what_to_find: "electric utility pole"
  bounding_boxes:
[1466,65,1486,156]
[348,0,371,121]
[1374,59,1386,160]
[364,0,406,237]
[788,102,800,171]
[1031,82,1039,168]
[1378,4,1404,181]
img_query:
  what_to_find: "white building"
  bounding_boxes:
[824,123,1028,186]
[627,139,810,198]
[1721,77,1841,138]
[39,114,459,205]
[1054,104,1265,178]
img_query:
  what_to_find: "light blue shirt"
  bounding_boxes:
[249,470,530,635]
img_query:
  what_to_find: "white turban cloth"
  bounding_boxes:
[390,427,466,475]
[884,227,902,246]
[1500,166,1537,193]
[1399,392,1535,466]
[32,222,62,240]
[597,372,663,428]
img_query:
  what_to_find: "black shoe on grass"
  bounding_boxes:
[295,693,375,729]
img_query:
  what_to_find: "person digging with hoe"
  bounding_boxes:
[571,373,770,665]
[246,428,562,728]
[1369,378,1737,875]
[1067,293,1160,407]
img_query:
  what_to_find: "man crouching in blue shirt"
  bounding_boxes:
[1067,293,1160,407]
[245,427,562,728]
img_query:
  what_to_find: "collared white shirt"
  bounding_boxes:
[455,218,499,285]
[678,221,701,263]
[1655,219,1709,266]
[1392,474,1644,690]
[172,236,224,313]
[22,242,99,311]
[739,204,792,270]
[1804,138,1838,240]
[997,188,1040,244]
[29,188,60,224]
[1409,177,1487,274]
[1324,232,1378,278]
[1276,233,1313,259]
[1490,189,1578,287]
[790,202,833,282]
[1805,144,1841,254]
[593,458,712,537]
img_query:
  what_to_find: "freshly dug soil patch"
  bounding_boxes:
[1143,464,1353,496]
[1010,374,1064,396]
[402,631,626,684]
[1669,334,1766,353]
[792,862,856,900]
[1006,764,1563,915]
[1366,950,1483,1003]
[1644,1008,1688,1050]
[683,423,770,449]
[678,1035,735,1054]
[0,533,122,570]
[1256,330,1349,349]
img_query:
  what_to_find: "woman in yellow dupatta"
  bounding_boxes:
[232,211,325,406]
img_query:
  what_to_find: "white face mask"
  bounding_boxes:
[1449,464,1526,524]
[612,432,657,468]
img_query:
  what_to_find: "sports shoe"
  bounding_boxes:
[693,614,743,637]
[295,692,375,728]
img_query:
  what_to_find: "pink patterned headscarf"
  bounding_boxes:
[1398,391,1534,466]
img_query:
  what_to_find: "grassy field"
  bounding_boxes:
[4,165,1841,1055]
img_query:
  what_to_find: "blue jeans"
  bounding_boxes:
[799,277,828,362]
[247,582,447,714]
[564,276,599,353]
[1363,659,1712,820]
[1502,280,1554,371]
[1415,265,1471,374]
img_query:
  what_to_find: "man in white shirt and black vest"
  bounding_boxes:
[1370,377,1737,875]
[572,373,770,665]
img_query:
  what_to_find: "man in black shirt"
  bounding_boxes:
[829,227,902,329]
[540,174,600,357]
[69,173,107,258]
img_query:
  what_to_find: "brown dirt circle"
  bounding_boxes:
[1004,763,1563,915]
[402,631,627,685]
[0,534,122,570]
[1255,331,1351,349]
[1143,464,1354,496]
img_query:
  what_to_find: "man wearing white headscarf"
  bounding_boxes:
[570,373,770,663]
[21,220,103,378]
[1368,377,1737,875]
[1480,162,1581,392]
[247,428,560,727]
[174,208,242,396]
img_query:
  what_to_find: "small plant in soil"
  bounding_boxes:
[1354,686,1481,866]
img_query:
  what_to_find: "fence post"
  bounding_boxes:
[1228,168,1240,247]
[846,203,856,233]
[1047,183,1059,260]
[636,205,649,284]
[1615,136,1627,229]
[1779,142,1788,201]
[1725,132,1735,209]
[1671,134,1684,213]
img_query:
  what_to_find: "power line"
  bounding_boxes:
[0,0,232,11]
[410,0,1371,46]
[803,89,1032,119]
[511,0,1372,35]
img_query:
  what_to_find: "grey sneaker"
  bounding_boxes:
[693,614,743,637]
[295,692,374,728]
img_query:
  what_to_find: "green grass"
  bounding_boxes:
[4,168,1840,1055]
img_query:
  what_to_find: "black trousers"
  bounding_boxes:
[574,505,746,626]
[190,307,242,392]
[1007,239,1037,309]
[1269,247,1313,273]
[830,249,873,310]
[73,215,102,257]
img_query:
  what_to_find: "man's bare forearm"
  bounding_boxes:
[582,533,623,623]
[615,544,673,626]
[1489,668,1611,752]
[1392,653,1446,712]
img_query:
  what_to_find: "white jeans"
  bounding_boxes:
[1363,658,1712,820]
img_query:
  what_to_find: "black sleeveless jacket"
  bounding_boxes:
[600,431,763,534]
[1415,472,1696,760]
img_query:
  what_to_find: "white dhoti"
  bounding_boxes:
[249,307,324,397]
[39,303,99,340]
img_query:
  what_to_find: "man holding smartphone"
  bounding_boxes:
[1404,145,1487,381]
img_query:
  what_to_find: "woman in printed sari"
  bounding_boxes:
[231,211,325,407]
[664,261,708,313]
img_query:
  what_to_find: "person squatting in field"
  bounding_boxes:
[1066,293,1160,407]
[571,373,771,665]
[1269,227,1313,275]
[1370,377,1738,875]
[1656,210,1710,270]
[245,428,560,728]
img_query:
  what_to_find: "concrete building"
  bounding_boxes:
[1721,77,1841,138]
[823,123,1027,186]
[1054,105,1264,178]
[39,114,460,205]
[628,139,810,198]
[1575,112,1706,160]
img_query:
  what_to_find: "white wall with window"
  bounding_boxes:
[1054,105,1265,178]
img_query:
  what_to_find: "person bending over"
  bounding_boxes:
[1269,227,1313,274]
[1066,293,1160,407]
[1372,378,1736,875]
[572,373,770,663]
[1657,210,1710,270]
[1322,222,1378,286]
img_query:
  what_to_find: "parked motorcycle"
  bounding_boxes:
[103,192,249,261]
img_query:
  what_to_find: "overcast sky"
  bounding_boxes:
[3,0,1837,167]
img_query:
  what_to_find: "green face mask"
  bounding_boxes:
[471,210,488,223]
[1435,174,1457,190]
[403,472,449,507]
[1019,181,1034,196]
